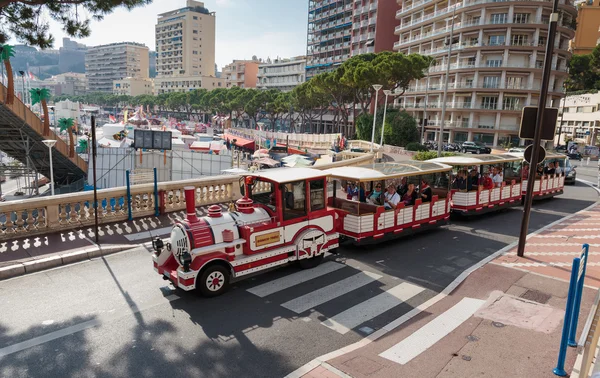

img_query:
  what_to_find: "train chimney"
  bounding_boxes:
[184,186,198,223]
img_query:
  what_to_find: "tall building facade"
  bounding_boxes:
[394,0,576,146]
[306,0,400,80]
[222,60,260,88]
[257,57,306,92]
[154,0,222,93]
[556,91,600,145]
[571,0,600,55]
[85,42,149,93]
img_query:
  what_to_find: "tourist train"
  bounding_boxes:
[152,153,569,296]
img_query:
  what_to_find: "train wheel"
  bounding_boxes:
[299,254,324,269]
[197,265,230,297]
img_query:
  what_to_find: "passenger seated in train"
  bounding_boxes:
[420,179,432,202]
[519,163,530,180]
[544,162,556,175]
[367,182,384,205]
[384,184,401,210]
[358,182,367,202]
[492,166,503,187]
[535,164,544,177]
[397,177,408,197]
[452,170,467,190]
[481,171,494,190]
[467,169,479,191]
[402,183,418,206]
[554,161,562,175]
[346,182,358,200]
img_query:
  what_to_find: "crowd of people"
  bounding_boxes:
[344,178,433,209]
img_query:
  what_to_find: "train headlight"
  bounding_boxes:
[180,251,192,272]
[152,238,164,255]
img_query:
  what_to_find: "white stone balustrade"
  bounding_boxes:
[0,149,378,241]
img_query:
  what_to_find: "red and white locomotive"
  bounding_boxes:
[152,168,340,296]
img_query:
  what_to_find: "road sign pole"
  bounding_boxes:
[517,0,560,257]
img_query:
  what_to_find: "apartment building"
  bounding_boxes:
[570,0,600,55]
[222,60,260,88]
[154,0,221,93]
[113,77,154,96]
[257,57,306,92]
[54,73,88,96]
[556,91,600,145]
[306,0,400,79]
[85,42,149,93]
[393,0,576,146]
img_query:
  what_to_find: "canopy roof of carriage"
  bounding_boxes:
[324,161,452,182]
[428,154,522,166]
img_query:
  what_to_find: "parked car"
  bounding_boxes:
[564,158,577,185]
[567,152,582,161]
[508,147,526,153]
[461,141,491,154]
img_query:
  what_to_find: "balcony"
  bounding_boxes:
[370,2,377,11]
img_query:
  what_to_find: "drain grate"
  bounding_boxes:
[520,289,552,304]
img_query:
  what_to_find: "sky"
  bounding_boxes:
[11,0,309,70]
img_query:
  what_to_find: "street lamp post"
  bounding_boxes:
[437,2,458,158]
[422,58,437,144]
[42,140,57,196]
[380,90,400,148]
[556,91,567,148]
[370,84,383,152]
[18,71,26,104]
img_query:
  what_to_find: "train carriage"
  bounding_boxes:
[324,161,453,244]
[503,152,567,200]
[152,167,339,297]
[427,154,524,216]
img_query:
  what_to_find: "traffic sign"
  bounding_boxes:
[519,107,559,140]
[524,144,546,164]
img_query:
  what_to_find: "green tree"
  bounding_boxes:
[383,110,419,147]
[29,87,51,135]
[58,117,75,158]
[244,89,269,128]
[566,54,600,91]
[0,44,15,104]
[0,0,152,49]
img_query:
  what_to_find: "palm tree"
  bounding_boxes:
[58,117,75,158]
[0,44,15,105]
[30,88,52,135]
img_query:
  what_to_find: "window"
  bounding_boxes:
[282,181,306,221]
[486,59,503,67]
[467,57,476,66]
[576,106,584,113]
[310,179,325,211]
[511,34,529,46]
[483,76,500,88]
[246,179,276,211]
[193,16,198,20]
[193,30,198,34]
[538,37,547,47]
[490,13,508,24]
[513,13,530,23]
[503,97,522,110]
[481,96,498,110]
[488,35,505,46]
[506,77,523,89]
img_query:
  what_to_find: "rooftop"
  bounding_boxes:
[245,167,327,183]
[325,162,452,182]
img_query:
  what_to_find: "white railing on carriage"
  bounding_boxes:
[0,151,377,242]
[342,196,449,235]
[521,175,565,195]
[451,180,521,208]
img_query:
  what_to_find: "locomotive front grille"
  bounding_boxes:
[171,225,190,258]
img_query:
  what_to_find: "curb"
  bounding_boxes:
[0,244,136,281]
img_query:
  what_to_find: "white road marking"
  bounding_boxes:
[501,261,600,268]
[379,297,485,365]
[504,251,599,257]
[321,282,425,334]
[247,261,346,297]
[124,226,172,241]
[281,271,382,314]
[0,294,179,358]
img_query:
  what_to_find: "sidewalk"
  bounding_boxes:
[0,204,227,279]
[299,203,600,378]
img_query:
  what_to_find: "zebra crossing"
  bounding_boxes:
[246,261,429,336]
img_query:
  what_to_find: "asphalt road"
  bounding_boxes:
[575,163,599,185]
[0,182,597,378]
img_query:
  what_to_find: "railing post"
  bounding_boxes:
[569,243,590,346]
[153,167,159,217]
[126,170,133,221]
[554,256,581,376]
